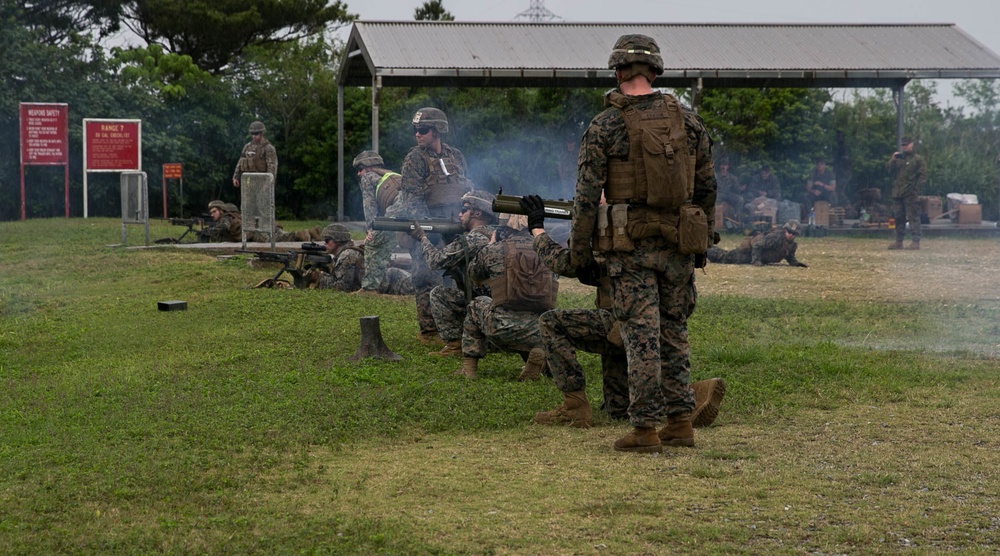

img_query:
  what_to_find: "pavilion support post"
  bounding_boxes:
[337,85,345,222]
[371,75,382,153]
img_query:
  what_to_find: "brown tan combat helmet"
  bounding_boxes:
[321,223,351,243]
[223,203,239,214]
[248,121,266,134]
[783,220,802,236]
[461,190,496,216]
[412,107,449,134]
[208,200,226,211]
[607,34,665,75]
[352,150,383,170]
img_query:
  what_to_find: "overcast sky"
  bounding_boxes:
[341,0,1000,110]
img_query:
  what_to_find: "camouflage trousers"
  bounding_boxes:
[538,308,629,420]
[706,245,752,265]
[463,296,543,360]
[892,194,922,242]
[374,267,415,296]
[362,229,393,291]
[410,241,443,336]
[429,285,467,343]
[606,239,697,428]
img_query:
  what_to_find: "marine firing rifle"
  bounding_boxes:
[155,214,213,244]
[491,194,574,220]
[238,242,333,289]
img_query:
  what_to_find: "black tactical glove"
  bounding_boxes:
[408,221,426,241]
[576,262,602,287]
[519,194,547,231]
[694,253,707,269]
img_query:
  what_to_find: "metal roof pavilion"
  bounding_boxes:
[333,21,1000,220]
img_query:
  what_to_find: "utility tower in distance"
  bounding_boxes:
[514,0,564,22]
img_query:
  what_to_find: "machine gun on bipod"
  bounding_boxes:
[155,214,212,244]
[238,242,332,289]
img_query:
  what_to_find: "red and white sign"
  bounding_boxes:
[20,103,68,165]
[84,119,141,171]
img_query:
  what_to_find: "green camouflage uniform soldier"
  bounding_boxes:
[315,224,413,295]
[706,220,808,267]
[886,137,926,250]
[459,226,552,380]
[522,195,725,428]
[232,121,278,189]
[569,34,717,453]
[388,108,473,344]
[411,191,497,357]
[200,200,242,242]
[354,150,402,291]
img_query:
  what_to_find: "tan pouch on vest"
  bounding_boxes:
[677,204,708,255]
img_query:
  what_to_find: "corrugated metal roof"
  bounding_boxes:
[338,21,1000,88]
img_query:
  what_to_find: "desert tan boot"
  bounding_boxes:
[454,357,478,379]
[431,340,462,357]
[533,390,593,428]
[887,240,904,250]
[613,426,662,453]
[658,412,695,447]
[517,348,546,381]
[691,378,727,428]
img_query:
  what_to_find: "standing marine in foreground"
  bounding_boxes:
[569,34,717,453]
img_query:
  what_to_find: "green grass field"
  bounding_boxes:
[2,218,999,555]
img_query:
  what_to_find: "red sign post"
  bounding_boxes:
[162,163,183,218]
[19,103,70,220]
[82,118,142,218]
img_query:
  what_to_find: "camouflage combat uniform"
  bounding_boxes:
[462,233,545,359]
[418,226,494,343]
[748,170,781,200]
[706,227,805,266]
[570,90,716,428]
[232,138,277,186]
[534,233,629,419]
[887,148,926,244]
[716,170,744,209]
[202,212,242,242]
[359,169,402,291]
[316,241,365,292]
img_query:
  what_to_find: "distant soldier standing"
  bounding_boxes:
[569,34,717,453]
[886,137,926,250]
[232,121,277,189]
[353,150,402,291]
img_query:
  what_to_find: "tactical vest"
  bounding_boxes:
[421,148,472,210]
[596,93,707,255]
[238,140,271,173]
[485,235,558,313]
[375,172,401,215]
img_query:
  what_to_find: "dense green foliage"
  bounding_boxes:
[1,1,998,222]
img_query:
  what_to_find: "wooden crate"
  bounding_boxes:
[957,204,982,225]
[812,200,831,227]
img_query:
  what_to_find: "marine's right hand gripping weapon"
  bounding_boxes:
[370,216,465,236]
[155,214,212,244]
[491,194,574,220]
[238,242,333,289]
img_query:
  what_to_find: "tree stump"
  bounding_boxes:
[349,315,402,361]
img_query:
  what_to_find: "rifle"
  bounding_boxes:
[491,194,574,220]
[155,215,212,244]
[238,242,333,289]
[371,216,465,236]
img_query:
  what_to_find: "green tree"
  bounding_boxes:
[414,0,453,21]
[119,0,355,73]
